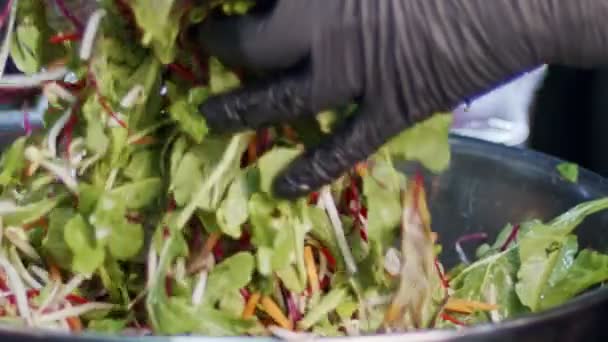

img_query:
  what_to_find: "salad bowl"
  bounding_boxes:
[0,134,605,342]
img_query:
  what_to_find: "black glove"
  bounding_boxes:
[195,0,608,199]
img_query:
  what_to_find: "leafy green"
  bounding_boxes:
[64,214,105,274]
[299,288,347,330]
[205,252,255,303]
[557,162,579,183]
[385,113,452,172]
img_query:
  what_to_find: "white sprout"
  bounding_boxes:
[8,247,42,289]
[28,265,49,284]
[25,146,78,193]
[104,168,118,191]
[319,187,357,274]
[120,84,145,109]
[79,9,106,60]
[0,201,18,215]
[0,0,17,79]
[191,271,208,306]
[0,255,32,325]
[47,108,73,158]
[43,82,77,103]
[5,227,41,260]
[37,281,61,315]
[0,67,68,88]
[191,254,214,306]
[36,302,115,323]
[383,247,401,277]
[146,246,158,289]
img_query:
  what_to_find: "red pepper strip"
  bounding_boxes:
[168,63,200,84]
[97,95,128,129]
[165,277,173,296]
[320,247,337,270]
[240,288,251,301]
[319,276,330,290]
[66,294,89,304]
[49,32,82,44]
[434,258,450,296]
[62,112,79,157]
[212,243,224,261]
[239,231,251,250]
[441,312,466,326]
[308,192,319,205]
[499,224,521,251]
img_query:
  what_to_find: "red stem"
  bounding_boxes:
[168,63,200,85]
[441,312,466,326]
[499,224,520,251]
[49,32,82,44]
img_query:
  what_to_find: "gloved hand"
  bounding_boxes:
[195,0,608,199]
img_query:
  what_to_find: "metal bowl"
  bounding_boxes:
[0,135,607,342]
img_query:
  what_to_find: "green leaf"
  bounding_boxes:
[89,194,144,260]
[209,58,241,94]
[10,0,64,74]
[42,208,75,268]
[557,162,579,183]
[363,168,402,248]
[257,147,300,194]
[2,196,63,227]
[124,149,160,180]
[299,288,347,330]
[540,250,608,310]
[516,198,608,311]
[128,0,184,64]
[0,137,26,186]
[110,178,161,209]
[384,113,452,172]
[205,252,254,303]
[64,214,105,274]
[216,173,250,238]
[168,85,210,143]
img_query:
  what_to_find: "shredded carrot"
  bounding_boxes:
[445,298,498,314]
[202,232,221,257]
[48,261,62,282]
[67,316,83,332]
[130,135,156,145]
[23,217,48,230]
[441,312,465,326]
[282,125,298,142]
[242,292,261,319]
[355,162,368,177]
[247,136,258,164]
[261,296,293,330]
[304,246,319,295]
[383,302,401,324]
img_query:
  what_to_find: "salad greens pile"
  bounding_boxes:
[0,0,606,338]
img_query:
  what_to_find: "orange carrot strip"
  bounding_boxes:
[67,316,83,332]
[261,296,293,330]
[242,292,261,319]
[304,246,319,294]
[445,298,498,314]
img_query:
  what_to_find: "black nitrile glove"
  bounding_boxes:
[195,0,608,199]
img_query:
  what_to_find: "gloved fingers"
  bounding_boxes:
[194,2,311,71]
[199,68,316,133]
[272,103,409,199]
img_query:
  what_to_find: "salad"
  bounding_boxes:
[0,0,606,338]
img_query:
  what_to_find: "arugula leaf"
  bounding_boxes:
[539,249,608,310]
[0,137,26,187]
[557,162,579,183]
[110,178,161,209]
[205,252,255,303]
[128,1,184,64]
[257,147,300,195]
[168,84,210,143]
[299,288,347,330]
[2,195,64,227]
[10,0,64,74]
[89,194,144,260]
[216,172,250,238]
[64,214,105,274]
[384,113,452,173]
[42,208,76,268]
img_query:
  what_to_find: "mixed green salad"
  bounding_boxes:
[0,0,606,338]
